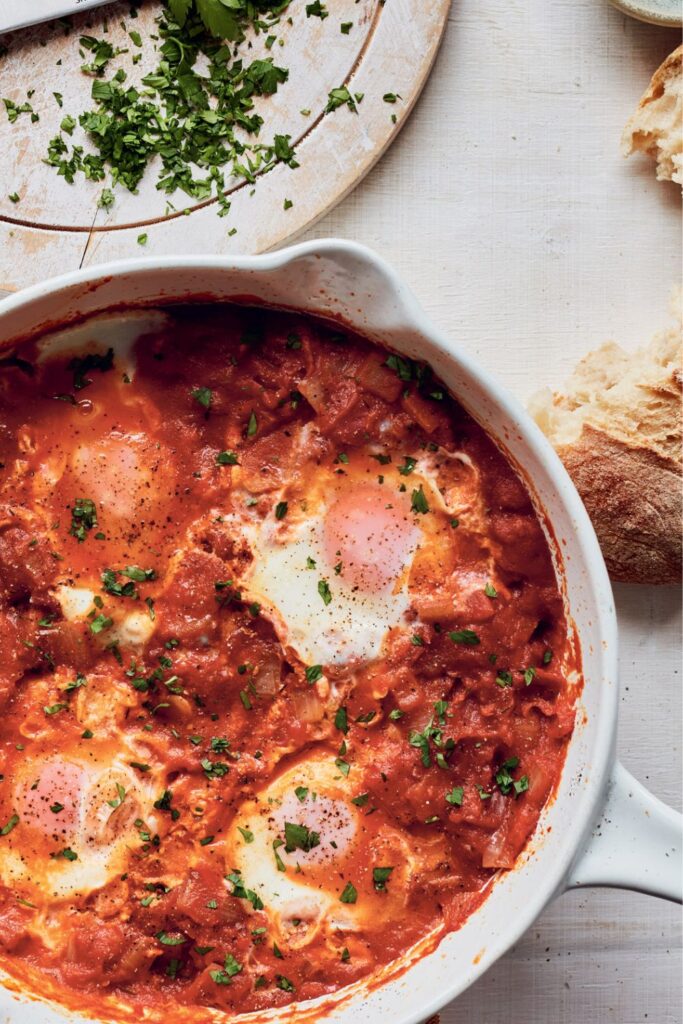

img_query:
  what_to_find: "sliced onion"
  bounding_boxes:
[253,657,281,696]
[482,827,516,869]
[291,688,324,723]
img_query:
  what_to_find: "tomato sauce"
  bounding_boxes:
[0,305,579,1020]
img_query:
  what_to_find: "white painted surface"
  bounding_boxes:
[0,0,680,1021]
[298,0,682,1020]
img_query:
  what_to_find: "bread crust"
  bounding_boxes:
[641,44,682,102]
[557,424,681,585]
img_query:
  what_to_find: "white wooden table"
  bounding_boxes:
[0,0,680,1021]
[304,0,683,1021]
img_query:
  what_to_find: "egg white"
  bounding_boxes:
[35,311,171,383]
[55,583,156,649]
[1,750,161,902]
[227,755,418,949]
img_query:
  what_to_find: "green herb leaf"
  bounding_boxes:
[411,485,429,514]
[372,866,393,891]
[191,386,212,409]
[334,706,349,734]
[448,629,480,646]
[339,881,357,904]
[216,450,238,465]
[284,821,320,853]
[1,815,19,836]
[305,664,323,684]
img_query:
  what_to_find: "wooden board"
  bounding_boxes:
[0,0,450,291]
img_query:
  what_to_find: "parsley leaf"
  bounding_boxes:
[339,881,357,904]
[284,821,320,853]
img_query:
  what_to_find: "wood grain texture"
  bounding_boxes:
[0,0,450,290]
[0,0,681,1021]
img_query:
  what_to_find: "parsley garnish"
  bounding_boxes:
[284,821,320,853]
[448,629,480,646]
[411,485,429,514]
[334,706,349,734]
[216,450,238,465]
[210,953,242,985]
[305,664,323,684]
[339,881,357,904]
[69,498,98,542]
[191,386,212,409]
[0,815,19,837]
[226,869,263,910]
[156,931,186,946]
[372,866,394,891]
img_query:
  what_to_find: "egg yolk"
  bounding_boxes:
[323,483,416,592]
[20,760,85,841]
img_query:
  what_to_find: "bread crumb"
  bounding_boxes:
[622,45,682,186]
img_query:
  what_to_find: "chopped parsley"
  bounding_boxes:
[339,881,357,904]
[318,579,332,605]
[446,786,464,807]
[398,456,417,476]
[411,485,429,514]
[216,450,238,465]
[210,952,242,985]
[0,815,19,837]
[156,931,186,946]
[37,5,293,211]
[495,757,529,797]
[305,664,323,684]
[226,869,263,910]
[334,706,349,734]
[372,866,393,892]
[284,821,320,853]
[326,86,357,113]
[191,386,212,409]
[448,629,480,646]
[89,613,113,635]
[69,498,98,542]
[272,838,286,872]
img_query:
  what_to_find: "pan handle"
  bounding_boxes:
[566,760,682,902]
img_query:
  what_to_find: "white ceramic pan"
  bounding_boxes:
[0,241,680,1024]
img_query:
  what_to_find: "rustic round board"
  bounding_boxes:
[0,0,451,292]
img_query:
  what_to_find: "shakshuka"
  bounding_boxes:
[0,305,579,1019]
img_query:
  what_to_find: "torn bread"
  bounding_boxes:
[622,44,682,186]
[529,296,682,584]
